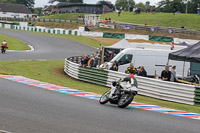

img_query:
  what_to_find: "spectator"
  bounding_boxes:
[120,6,122,12]
[152,7,156,14]
[110,61,118,71]
[118,11,121,16]
[125,63,137,74]
[108,17,111,23]
[105,18,108,23]
[94,51,101,66]
[138,66,147,77]
[147,5,151,13]
[170,65,177,82]
[161,65,171,81]
[95,51,100,58]
[84,55,89,67]
[88,55,96,68]
[80,55,85,67]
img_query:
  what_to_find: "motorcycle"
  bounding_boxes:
[1,46,6,54]
[99,79,137,108]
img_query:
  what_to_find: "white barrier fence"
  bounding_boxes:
[65,57,196,105]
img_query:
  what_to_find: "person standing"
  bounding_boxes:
[125,63,137,74]
[170,65,177,82]
[161,66,171,81]
[110,61,118,71]
[138,66,147,77]
[171,40,174,50]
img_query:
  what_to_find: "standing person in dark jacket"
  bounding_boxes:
[80,55,85,67]
[138,66,147,77]
[161,66,171,81]
[84,55,89,67]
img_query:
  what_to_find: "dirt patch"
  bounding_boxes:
[127,39,170,44]
[88,37,121,46]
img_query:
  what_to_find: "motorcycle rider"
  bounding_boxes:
[1,40,8,53]
[120,74,138,96]
[111,74,138,98]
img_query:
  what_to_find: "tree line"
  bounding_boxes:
[0,0,199,14]
[115,0,200,14]
[0,0,35,9]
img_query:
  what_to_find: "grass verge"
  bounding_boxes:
[32,22,84,29]
[101,12,200,30]
[0,34,30,50]
[0,60,199,113]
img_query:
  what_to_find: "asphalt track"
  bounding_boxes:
[0,29,95,60]
[0,29,200,133]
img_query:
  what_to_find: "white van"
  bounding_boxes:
[107,48,189,77]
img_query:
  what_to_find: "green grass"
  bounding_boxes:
[40,13,87,20]
[101,12,200,30]
[0,60,199,114]
[32,22,84,29]
[0,34,30,50]
[40,12,200,30]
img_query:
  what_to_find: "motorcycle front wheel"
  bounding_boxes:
[99,90,110,104]
[118,93,134,108]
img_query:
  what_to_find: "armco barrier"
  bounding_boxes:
[195,87,200,105]
[78,67,108,86]
[0,17,84,24]
[65,57,196,105]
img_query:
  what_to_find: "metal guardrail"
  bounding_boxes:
[65,56,197,105]
[0,17,84,24]
[102,22,200,35]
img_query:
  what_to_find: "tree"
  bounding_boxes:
[135,2,146,12]
[49,0,83,4]
[128,0,135,8]
[15,0,35,9]
[145,1,150,7]
[115,0,128,10]
[34,7,42,16]
[0,0,16,3]
[187,0,200,13]
[157,0,186,13]
[0,0,35,9]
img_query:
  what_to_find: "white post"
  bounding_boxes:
[182,61,186,80]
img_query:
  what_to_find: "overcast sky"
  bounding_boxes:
[34,0,161,7]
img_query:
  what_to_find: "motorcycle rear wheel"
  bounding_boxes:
[118,93,134,108]
[99,91,110,104]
